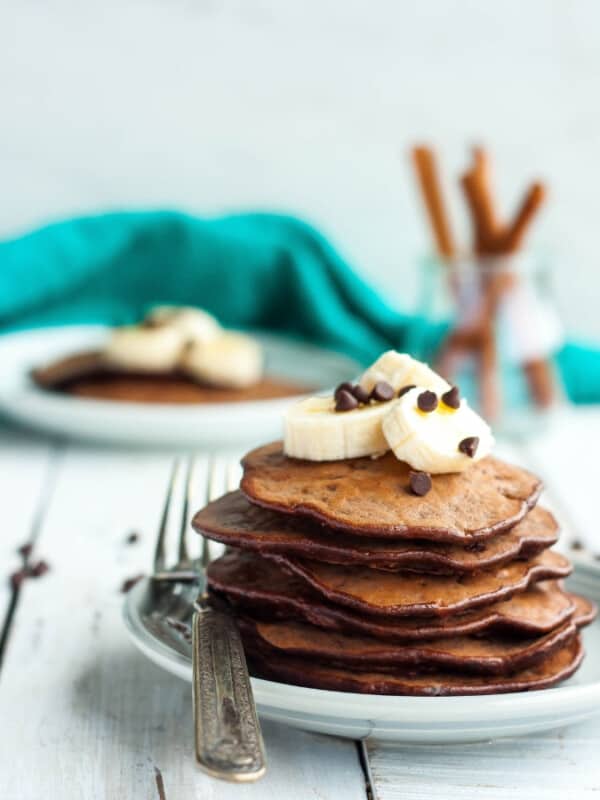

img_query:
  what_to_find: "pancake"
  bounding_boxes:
[238,616,581,675]
[266,549,571,617]
[31,350,106,387]
[207,552,577,641]
[246,636,584,695]
[241,442,542,541]
[571,593,598,627]
[194,491,558,574]
[32,354,307,404]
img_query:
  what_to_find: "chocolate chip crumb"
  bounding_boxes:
[408,470,432,496]
[121,574,145,593]
[441,386,460,409]
[335,389,359,412]
[9,559,50,590]
[571,539,584,551]
[30,560,50,578]
[459,436,479,458]
[334,382,353,400]
[417,390,438,412]
[397,384,416,398]
[351,384,370,404]
[17,543,33,559]
[166,617,192,641]
[126,531,140,545]
[464,541,487,553]
[370,381,394,402]
[9,568,28,590]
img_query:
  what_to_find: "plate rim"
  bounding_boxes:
[0,324,361,445]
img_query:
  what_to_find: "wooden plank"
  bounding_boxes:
[0,426,58,659]
[367,723,600,800]
[0,442,366,799]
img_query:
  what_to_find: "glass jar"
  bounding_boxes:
[417,252,564,437]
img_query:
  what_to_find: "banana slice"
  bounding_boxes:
[360,351,450,395]
[382,387,494,473]
[180,332,263,388]
[147,306,221,343]
[284,396,389,461]
[103,326,184,373]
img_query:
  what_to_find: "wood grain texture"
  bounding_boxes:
[0,427,58,662]
[0,436,366,800]
[366,724,600,799]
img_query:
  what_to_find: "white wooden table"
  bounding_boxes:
[1,409,600,799]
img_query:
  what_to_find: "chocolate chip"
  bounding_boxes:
[370,381,394,402]
[335,389,359,412]
[121,574,145,593]
[351,384,371,404]
[397,384,416,398]
[441,386,460,409]
[417,390,438,412]
[408,470,432,496]
[30,560,50,578]
[17,543,33,559]
[571,539,584,551]
[458,436,479,458]
[334,382,353,399]
[126,531,140,545]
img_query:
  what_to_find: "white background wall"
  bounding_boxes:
[1,0,600,337]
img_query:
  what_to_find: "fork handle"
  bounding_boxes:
[192,607,266,782]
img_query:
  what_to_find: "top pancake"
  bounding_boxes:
[241,442,542,541]
[193,491,558,574]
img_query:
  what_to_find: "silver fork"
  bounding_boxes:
[151,454,266,782]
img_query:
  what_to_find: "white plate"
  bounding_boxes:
[0,326,360,447]
[123,570,600,743]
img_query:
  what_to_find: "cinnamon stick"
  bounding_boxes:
[460,170,493,255]
[523,359,555,408]
[460,147,506,255]
[478,321,501,421]
[471,147,504,252]
[411,146,456,261]
[501,180,553,406]
[501,182,547,253]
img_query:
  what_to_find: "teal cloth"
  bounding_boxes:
[0,210,597,403]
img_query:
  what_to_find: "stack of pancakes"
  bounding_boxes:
[193,442,596,695]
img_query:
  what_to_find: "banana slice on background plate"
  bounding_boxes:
[146,306,222,343]
[284,395,390,461]
[180,332,263,389]
[103,306,264,389]
[360,350,450,395]
[382,386,494,474]
[103,326,184,372]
